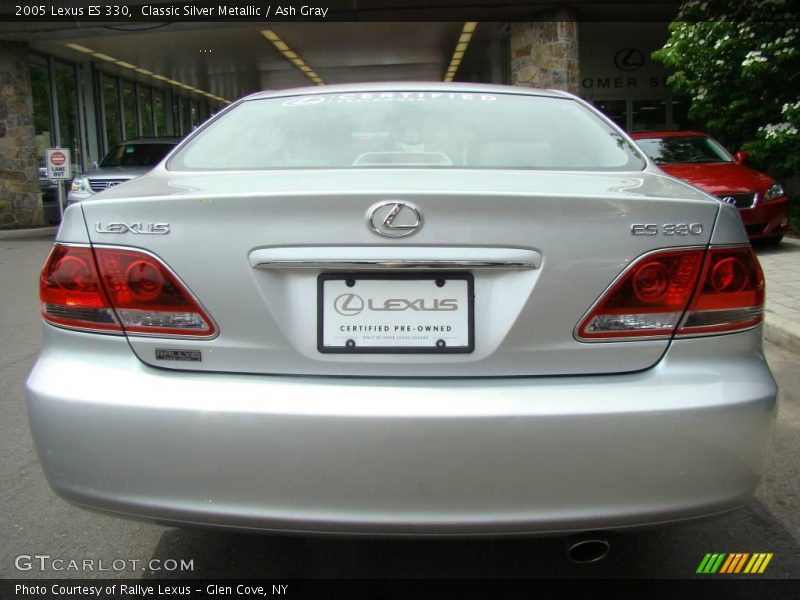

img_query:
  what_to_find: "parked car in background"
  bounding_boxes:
[29,85,776,557]
[67,137,180,205]
[631,131,789,245]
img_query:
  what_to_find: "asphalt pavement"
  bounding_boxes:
[1,236,798,580]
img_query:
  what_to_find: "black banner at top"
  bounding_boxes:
[0,0,690,24]
[4,1,332,21]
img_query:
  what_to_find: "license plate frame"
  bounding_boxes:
[317,272,474,354]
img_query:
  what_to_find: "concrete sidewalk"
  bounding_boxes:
[756,237,800,355]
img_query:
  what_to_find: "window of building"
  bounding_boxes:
[154,92,167,136]
[631,99,667,132]
[103,77,121,151]
[594,100,626,130]
[28,62,53,167]
[54,64,83,172]
[181,97,191,135]
[190,101,199,129]
[140,88,154,137]
[173,100,181,135]
[670,98,698,130]
[122,82,137,140]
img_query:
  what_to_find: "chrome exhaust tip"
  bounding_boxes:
[566,534,610,564]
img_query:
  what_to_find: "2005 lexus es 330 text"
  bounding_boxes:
[27,84,777,540]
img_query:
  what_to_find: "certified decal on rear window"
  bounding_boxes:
[282,92,498,107]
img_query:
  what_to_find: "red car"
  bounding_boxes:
[631,131,789,244]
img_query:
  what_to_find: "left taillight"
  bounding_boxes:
[40,245,122,333]
[40,244,216,337]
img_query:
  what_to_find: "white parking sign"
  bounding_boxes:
[46,148,71,179]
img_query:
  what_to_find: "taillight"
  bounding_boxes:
[40,245,122,333]
[677,246,764,335]
[577,245,764,341]
[577,249,705,339]
[41,244,216,337]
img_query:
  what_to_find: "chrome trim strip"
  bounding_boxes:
[253,259,536,270]
[249,247,542,271]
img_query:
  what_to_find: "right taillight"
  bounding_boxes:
[676,246,764,336]
[577,245,764,341]
[41,244,217,337]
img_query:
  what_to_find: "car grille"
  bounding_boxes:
[88,178,126,192]
[717,193,757,209]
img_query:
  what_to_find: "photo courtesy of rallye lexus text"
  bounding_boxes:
[26,83,777,563]
[14,584,195,597]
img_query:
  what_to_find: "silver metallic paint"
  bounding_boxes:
[27,325,776,535]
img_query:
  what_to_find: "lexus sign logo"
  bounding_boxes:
[367,201,423,237]
[614,48,645,71]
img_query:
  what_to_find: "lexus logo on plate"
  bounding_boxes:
[334,293,364,316]
[367,201,423,237]
[721,196,737,205]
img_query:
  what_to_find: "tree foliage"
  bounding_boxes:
[652,0,800,177]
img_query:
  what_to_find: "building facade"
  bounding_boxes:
[0,17,684,229]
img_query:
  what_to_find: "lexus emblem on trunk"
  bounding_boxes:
[367,201,423,237]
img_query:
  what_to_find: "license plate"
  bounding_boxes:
[318,273,474,353]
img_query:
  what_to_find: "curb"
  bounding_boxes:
[761,237,800,353]
[0,226,58,240]
[780,235,800,247]
[765,312,800,355]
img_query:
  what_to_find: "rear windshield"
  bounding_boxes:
[634,136,733,164]
[168,92,645,171]
[101,142,176,167]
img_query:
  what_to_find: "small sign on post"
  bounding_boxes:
[45,148,71,180]
[45,148,72,220]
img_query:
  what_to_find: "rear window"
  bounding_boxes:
[634,136,733,164]
[168,92,645,171]
[101,142,176,168]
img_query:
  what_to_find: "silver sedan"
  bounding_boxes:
[27,83,777,550]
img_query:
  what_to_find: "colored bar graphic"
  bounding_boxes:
[734,553,750,573]
[719,553,750,574]
[719,554,735,574]
[700,552,773,575]
[697,553,727,574]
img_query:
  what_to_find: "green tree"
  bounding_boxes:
[653,0,800,177]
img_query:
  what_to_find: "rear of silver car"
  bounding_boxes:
[26,84,777,536]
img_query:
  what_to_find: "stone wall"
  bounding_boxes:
[0,41,42,229]
[510,9,579,94]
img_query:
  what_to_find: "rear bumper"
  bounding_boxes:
[26,326,777,536]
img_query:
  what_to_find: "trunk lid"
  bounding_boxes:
[81,168,719,377]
